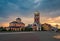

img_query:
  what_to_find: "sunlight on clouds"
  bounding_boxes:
[0,17,34,27]
[41,16,60,29]
[0,22,9,27]
[0,14,34,27]
[0,0,60,28]
[22,17,34,26]
[45,16,60,23]
[41,16,60,24]
[1,16,60,29]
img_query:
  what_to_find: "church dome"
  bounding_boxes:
[16,18,21,20]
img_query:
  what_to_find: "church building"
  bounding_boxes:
[9,18,25,31]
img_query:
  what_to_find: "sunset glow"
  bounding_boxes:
[0,0,60,29]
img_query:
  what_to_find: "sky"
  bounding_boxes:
[0,0,60,28]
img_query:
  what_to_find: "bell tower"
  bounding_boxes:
[34,11,40,24]
[32,11,41,31]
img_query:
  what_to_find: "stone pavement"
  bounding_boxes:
[0,31,60,41]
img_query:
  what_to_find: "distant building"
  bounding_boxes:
[32,11,41,31]
[52,24,58,32]
[41,23,52,31]
[9,18,25,31]
[27,24,32,28]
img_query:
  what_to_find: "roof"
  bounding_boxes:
[10,21,17,23]
[10,21,25,24]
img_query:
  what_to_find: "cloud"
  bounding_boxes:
[0,0,60,27]
[0,0,60,17]
[41,16,60,26]
[7,2,19,11]
[34,0,40,3]
[41,10,60,18]
[0,15,34,27]
[34,0,40,8]
[41,16,60,29]
[46,16,60,23]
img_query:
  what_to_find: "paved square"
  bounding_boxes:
[0,31,60,41]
